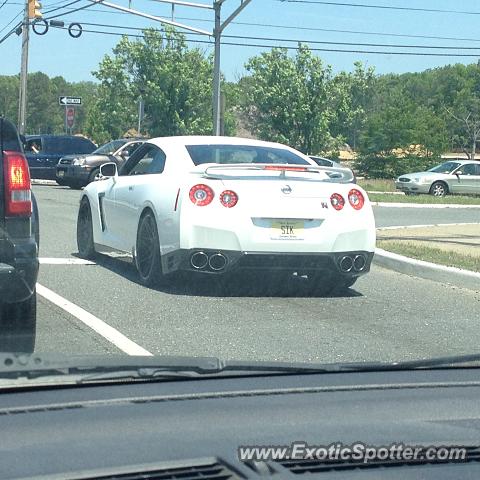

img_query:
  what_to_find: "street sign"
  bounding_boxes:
[59,96,82,106]
[66,107,75,128]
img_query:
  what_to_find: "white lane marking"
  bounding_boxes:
[377,222,479,231]
[372,202,480,209]
[36,284,153,356]
[40,258,96,265]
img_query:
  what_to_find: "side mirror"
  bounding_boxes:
[99,162,117,179]
[454,170,463,176]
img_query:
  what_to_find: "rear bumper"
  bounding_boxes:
[56,165,92,185]
[0,237,39,304]
[163,249,374,278]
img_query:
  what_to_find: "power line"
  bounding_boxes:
[42,10,480,44]
[277,0,480,15]
[46,24,480,57]
[0,9,22,35]
[57,20,480,51]
[0,0,10,12]
[45,1,100,19]
[44,0,83,15]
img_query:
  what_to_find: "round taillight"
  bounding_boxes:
[330,193,345,211]
[348,189,365,210]
[189,184,214,206]
[220,190,238,208]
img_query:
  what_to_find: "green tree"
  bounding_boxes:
[241,45,340,154]
[85,28,215,144]
[330,62,376,150]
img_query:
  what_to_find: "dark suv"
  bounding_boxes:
[24,135,96,180]
[0,118,39,352]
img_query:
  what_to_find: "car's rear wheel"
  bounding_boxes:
[0,291,36,353]
[77,197,96,259]
[135,211,165,287]
[430,181,448,197]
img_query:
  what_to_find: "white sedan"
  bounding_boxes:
[76,136,376,293]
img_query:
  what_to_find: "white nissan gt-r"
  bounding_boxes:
[76,136,376,292]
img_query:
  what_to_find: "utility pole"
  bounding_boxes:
[212,0,251,135]
[212,1,223,136]
[18,0,42,135]
[18,0,30,135]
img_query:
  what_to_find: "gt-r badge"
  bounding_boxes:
[281,185,292,194]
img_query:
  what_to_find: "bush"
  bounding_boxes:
[355,155,439,179]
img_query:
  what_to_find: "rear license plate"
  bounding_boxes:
[270,220,305,240]
[58,170,65,177]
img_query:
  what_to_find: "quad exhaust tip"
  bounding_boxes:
[209,253,227,271]
[190,251,209,270]
[339,254,367,273]
[190,251,228,271]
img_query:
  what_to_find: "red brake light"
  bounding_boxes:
[189,184,214,206]
[330,193,345,211]
[348,189,365,210]
[220,190,238,208]
[264,165,308,172]
[3,151,32,216]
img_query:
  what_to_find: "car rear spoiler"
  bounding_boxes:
[197,163,355,183]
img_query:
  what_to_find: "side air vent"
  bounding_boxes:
[78,460,244,480]
[277,447,480,474]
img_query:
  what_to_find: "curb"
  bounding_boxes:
[373,248,480,292]
[371,202,480,209]
[377,222,479,231]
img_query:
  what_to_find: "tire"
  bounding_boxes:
[87,167,100,185]
[77,197,96,259]
[0,291,36,353]
[69,183,83,190]
[135,211,165,287]
[56,179,67,186]
[430,181,448,197]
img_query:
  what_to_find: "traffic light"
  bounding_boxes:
[28,0,42,19]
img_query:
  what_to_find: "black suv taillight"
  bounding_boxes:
[3,151,32,216]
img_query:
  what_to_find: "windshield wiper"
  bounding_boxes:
[0,352,479,387]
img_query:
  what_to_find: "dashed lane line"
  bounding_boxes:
[36,283,153,356]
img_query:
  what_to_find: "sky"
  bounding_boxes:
[2,0,480,83]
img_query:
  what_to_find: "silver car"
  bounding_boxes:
[309,156,356,183]
[395,160,480,197]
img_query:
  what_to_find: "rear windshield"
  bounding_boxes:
[186,144,311,166]
[44,137,96,154]
[1,120,21,152]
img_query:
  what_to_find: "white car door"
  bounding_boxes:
[111,145,167,252]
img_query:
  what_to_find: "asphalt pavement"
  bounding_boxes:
[32,185,480,363]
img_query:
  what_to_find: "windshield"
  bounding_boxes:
[428,162,461,173]
[1,0,480,390]
[186,144,311,166]
[93,140,126,155]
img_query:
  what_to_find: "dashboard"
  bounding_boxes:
[1,368,480,479]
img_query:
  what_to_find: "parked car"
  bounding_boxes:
[309,155,356,183]
[77,136,375,294]
[56,138,145,189]
[0,118,39,352]
[24,134,96,180]
[395,160,480,196]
